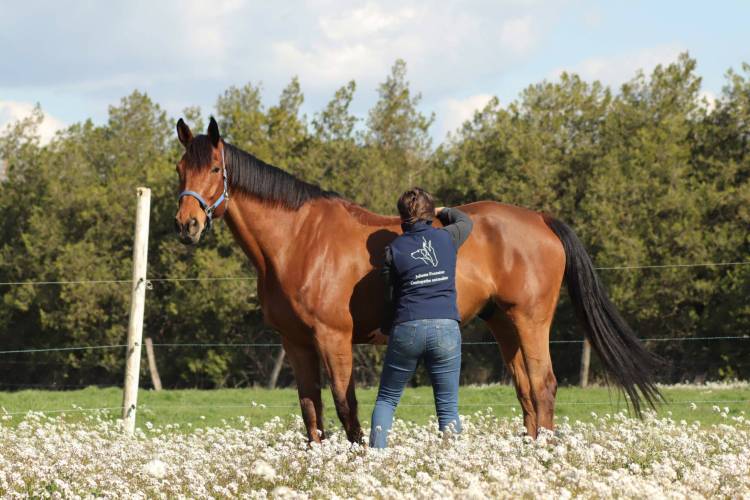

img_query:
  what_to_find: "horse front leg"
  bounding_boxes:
[283,338,325,443]
[315,327,363,443]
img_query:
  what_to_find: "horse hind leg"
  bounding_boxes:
[484,309,538,436]
[511,310,558,435]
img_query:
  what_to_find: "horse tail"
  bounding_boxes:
[544,216,663,415]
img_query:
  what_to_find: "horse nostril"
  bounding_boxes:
[187,217,199,235]
[174,217,182,234]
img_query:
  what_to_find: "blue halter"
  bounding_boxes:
[179,146,229,233]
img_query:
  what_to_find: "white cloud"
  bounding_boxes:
[319,3,417,41]
[271,41,388,86]
[266,2,550,97]
[553,45,685,88]
[0,101,65,144]
[0,1,562,138]
[268,3,438,89]
[499,16,537,55]
[439,94,495,137]
[178,0,244,70]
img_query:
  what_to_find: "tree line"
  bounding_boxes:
[0,54,748,390]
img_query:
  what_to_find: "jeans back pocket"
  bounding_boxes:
[392,324,418,352]
[436,324,460,352]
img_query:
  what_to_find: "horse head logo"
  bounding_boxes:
[410,237,439,267]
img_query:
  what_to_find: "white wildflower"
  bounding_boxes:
[416,471,431,483]
[0,400,748,497]
[251,459,277,481]
[143,459,167,479]
[272,486,300,498]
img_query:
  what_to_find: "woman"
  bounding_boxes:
[370,187,474,448]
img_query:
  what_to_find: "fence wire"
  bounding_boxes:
[0,260,749,287]
[1,336,748,356]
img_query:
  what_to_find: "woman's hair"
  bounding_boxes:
[397,187,435,224]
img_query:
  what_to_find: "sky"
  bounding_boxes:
[1,0,749,144]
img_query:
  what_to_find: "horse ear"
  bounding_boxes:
[176,118,193,147]
[207,116,221,147]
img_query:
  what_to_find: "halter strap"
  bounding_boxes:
[179,146,229,234]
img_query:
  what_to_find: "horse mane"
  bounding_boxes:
[185,137,399,224]
[222,142,340,209]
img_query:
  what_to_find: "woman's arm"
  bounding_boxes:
[435,207,474,248]
[380,246,396,335]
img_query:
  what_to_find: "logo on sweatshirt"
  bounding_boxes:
[410,237,439,267]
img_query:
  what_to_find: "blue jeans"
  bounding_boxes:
[370,318,462,448]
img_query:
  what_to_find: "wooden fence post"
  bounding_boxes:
[268,347,286,389]
[580,338,591,387]
[145,337,162,391]
[122,187,151,434]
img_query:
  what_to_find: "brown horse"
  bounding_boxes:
[174,118,661,442]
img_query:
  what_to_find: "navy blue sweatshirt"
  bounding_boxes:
[381,208,474,333]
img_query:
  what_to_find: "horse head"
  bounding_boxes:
[174,117,229,245]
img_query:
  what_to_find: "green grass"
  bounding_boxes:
[1,385,747,431]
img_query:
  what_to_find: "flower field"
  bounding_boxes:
[1,404,748,498]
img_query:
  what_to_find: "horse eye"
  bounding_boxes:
[211,166,220,173]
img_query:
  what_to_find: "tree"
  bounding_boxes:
[364,59,435,212]
[1,55,749,388]
[306,81,369,199]
[215,83,270,160]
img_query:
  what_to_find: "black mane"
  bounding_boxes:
[186,136,339,209]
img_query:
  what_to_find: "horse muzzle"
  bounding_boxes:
[175,216,204,245]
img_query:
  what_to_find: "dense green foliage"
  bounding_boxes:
[1,55,748,389]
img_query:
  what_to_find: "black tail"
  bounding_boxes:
[545,217,663,415]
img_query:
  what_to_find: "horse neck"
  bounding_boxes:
[222,195,303,279]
